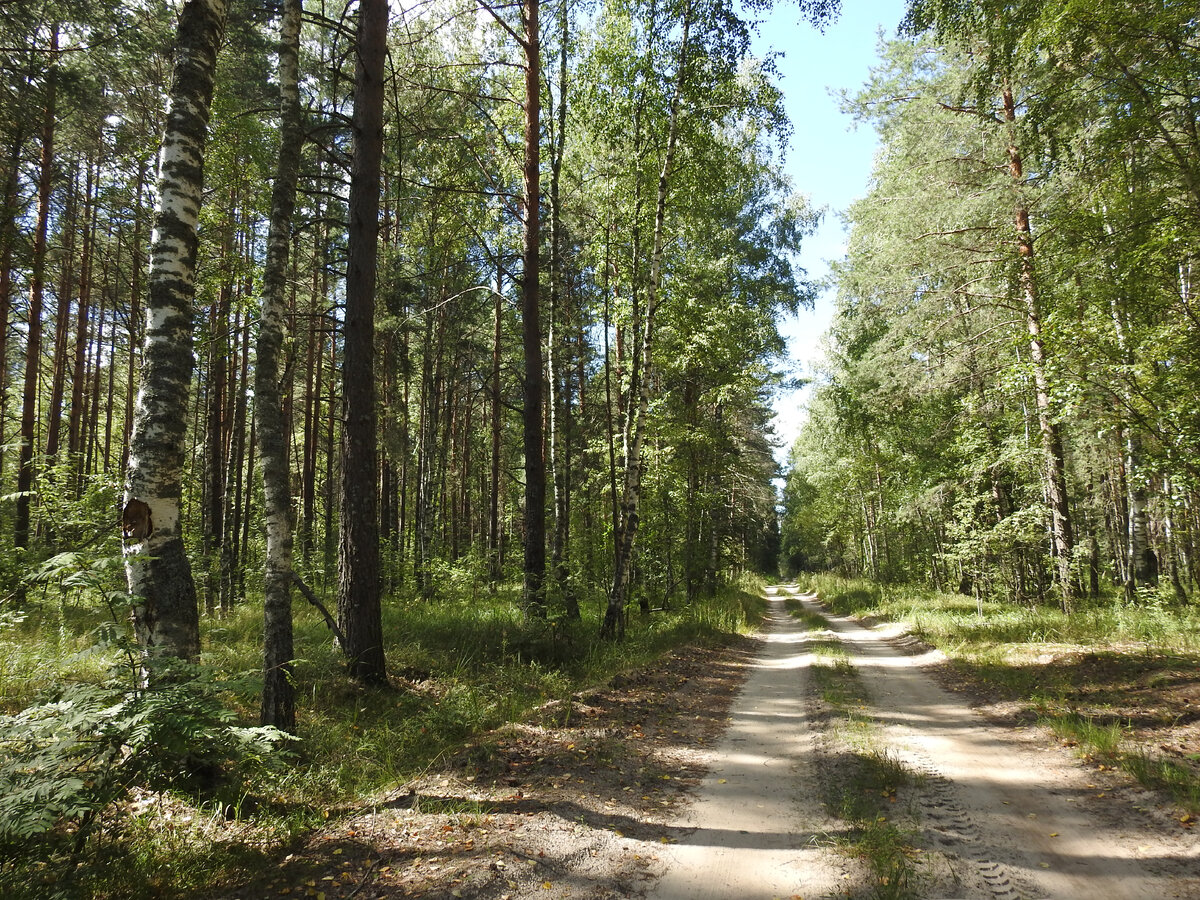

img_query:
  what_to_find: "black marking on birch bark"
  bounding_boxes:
[122,498,153,540]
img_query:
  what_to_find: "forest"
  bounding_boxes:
[782,0,1200,613]
[0,0,818,890]
[1,0,1198,895]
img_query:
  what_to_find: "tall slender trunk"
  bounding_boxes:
[0,134,22,492]
[414,305,436,596]
[45,166,78,470]
[1002,83,1075,611]
[337,0,387,683]
[547,0,577,618]
[300,276,321,559]
[222,306,248,612]
[601,7,691,639]
[68,158,98,473]
[122,163,148,480]
[258,0,303,729]
[489,267,502,588]
[123,0,228,661]
[204,246,231,613]
[95,285,111,475]
[602,235,618,559]
[521,0,546,614]
[16,28,57,550]
[323,331,337,585]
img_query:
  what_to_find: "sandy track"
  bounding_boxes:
[642,585,1200,900]
[643,588,848,899]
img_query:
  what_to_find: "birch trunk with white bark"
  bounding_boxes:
[122,0,228,662]
[601,8,691,640]
[257,0,304,729]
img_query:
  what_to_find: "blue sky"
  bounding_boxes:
[747,0,909,463]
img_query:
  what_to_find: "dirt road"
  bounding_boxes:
[641,585,1200,900]
[235,586,1198,900]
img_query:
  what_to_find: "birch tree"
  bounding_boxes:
[122,0,228,661]
[256,0,304,729]
[600,3,691,640]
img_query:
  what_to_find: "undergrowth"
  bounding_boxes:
[0,569,766,899]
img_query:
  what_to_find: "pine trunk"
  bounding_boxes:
[490,273,502,588]
[67,159,98,474]
[548,0,577,618]
[1002,84,1075,612]
[0,137,19,492]
[121,164,148,480]
[45,169,77,469]
[521,0,546,615]
[337,0,387,683]
[16,30,57,550]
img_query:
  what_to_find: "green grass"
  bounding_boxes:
[0,570,768,899]
[803,572,1200,651]
[798,613,921,900]
[1045,713,1200,811]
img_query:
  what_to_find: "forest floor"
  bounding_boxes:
[210,587,1200,900]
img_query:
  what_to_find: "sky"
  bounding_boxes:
[746,0,909,465]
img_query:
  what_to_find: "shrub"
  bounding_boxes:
[0,641,293,881]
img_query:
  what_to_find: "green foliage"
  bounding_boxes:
[784,10,1200,608]
[0,638,294,886]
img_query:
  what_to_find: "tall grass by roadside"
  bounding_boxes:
[798,573,1200,813]
[0,572,767,899]
[799,572,1200,652]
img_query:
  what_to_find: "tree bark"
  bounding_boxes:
[121,163,148,480]
[521,0,546,615]
[337,0,388,683]
[123,0,228,662]
[45,166,77,470]
[547,0,577,618]
[1002,83,1075,611]
[16,27,57,551]
[258,0,304,729]
[67,158,98,475]
[203,242,230,614]
[0,133,22,493]
[490,267,503,588]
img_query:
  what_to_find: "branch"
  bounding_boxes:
[915,225,998,240]
[937,101,1003,124]
[476,0,526,48]
[290,572,348,647]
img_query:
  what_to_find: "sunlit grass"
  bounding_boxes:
[1045,714,1200,813]
[804,572,1200,657]
[0,569,769,899]
[800,611,920,900]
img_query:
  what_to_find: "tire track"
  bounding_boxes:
[903,749,1039,899]
[786,585,1199,900]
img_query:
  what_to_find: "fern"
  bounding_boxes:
[0,647,295,872]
